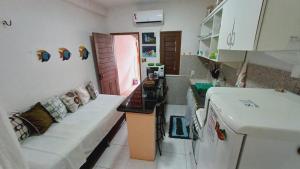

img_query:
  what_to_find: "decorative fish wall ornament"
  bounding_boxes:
[37,50,51,62]
[59,48,71,61]
[79,46,89,60]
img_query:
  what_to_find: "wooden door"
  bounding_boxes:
[160,31,182,75]
[91,33,120,95]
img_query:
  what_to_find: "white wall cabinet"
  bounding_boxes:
[257,0,300,51]
[198,1,246,62]
[198,0,300,63]
[218,0,264,51]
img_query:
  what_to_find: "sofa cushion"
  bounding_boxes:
[60,91,82,113]
[9,113,30,142]
[42,96,68,122]
[21,95,125,169]
[20,103,54,134]
[75,87,90,105]
[86,81,97,100]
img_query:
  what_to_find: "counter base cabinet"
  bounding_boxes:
[126,111,156,161]
[257,0,300,51]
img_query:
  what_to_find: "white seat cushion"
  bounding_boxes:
[22,95,125,169]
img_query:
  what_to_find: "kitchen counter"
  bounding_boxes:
[191,85,206,108]
[189,78,211,109]
[117,78,166,161]
[117,78,164,113]
[189,78,210,85]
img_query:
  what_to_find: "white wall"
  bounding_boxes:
[105,0,211,79]
[0,0,213,110]
[0,0,297,111]
[63,0,108,16]
[104,0,212,104]
[0,0,107,112]
[106,0,211,55]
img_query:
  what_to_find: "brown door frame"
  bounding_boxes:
[110,32,142,82]
[160,31,182,75]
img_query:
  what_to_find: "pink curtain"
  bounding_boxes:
[114,35,140,95]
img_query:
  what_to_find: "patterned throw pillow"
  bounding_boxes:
[9,114,30,142]
[86,81,97,100]
[60,91,81,113]
[75,87,90,105]
[42,96,68,122]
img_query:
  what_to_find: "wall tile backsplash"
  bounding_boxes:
[171,56,300,105]
[180,55,210,79]
[222,63,300,95]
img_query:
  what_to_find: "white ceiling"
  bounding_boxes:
[93,0,205,8]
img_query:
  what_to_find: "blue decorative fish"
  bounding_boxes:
[79,46,89,60]
[59,48,71,61]
[37,50,51,62]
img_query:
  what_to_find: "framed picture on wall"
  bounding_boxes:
[142,46,156,57]
[142,32,156,44]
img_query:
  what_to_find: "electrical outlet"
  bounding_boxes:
[295,82,300,95]
[191,70,195,77]
[142,58,147,63]
[291,65,300,78]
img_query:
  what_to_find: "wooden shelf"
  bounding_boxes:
[199,36,212,41]
[211,34,219,38]
[199,3,223,62]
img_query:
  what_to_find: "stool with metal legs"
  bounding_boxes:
[156,101,165,156]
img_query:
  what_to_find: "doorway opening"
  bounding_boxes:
[112,33,141,96]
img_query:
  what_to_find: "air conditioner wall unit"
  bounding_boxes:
[133,10,164,24]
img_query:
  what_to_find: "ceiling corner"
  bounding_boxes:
[62,0,108,16]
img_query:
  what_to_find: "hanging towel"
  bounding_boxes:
[185,88,197,127]
[0,106,29,169]
[235,61,248,88]
[196,108,206,128]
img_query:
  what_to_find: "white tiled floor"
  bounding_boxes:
[94,105,191,169]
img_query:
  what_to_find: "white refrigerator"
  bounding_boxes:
[194,87,300,169]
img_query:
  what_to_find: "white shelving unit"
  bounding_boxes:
[198,0,245,62]
[212,10,222,36]
[198,2,222,62]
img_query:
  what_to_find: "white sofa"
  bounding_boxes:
[20,94,125,169]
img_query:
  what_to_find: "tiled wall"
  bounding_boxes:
[221,64,238,86]
[166,75,190,105]
[180,55,210,79]
[166,55,209,105]
[222,63,300,95]
[167,55,300,105]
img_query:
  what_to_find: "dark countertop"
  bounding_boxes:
[117,79,165,114]
[191,85,206,109]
